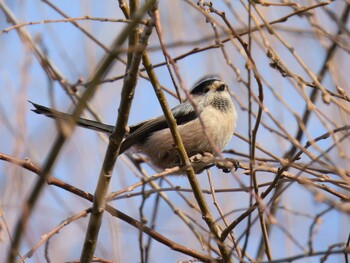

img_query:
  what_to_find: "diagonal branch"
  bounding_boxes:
[79,5,155,262]
[2,0,154,261]
[0,153,215,262]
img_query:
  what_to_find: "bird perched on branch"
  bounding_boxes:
[30,77,237,174]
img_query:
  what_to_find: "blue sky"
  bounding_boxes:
[1,1,350,262]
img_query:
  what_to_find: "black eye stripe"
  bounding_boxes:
[190,78,220,95]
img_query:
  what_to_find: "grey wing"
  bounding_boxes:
[120,104,197,153]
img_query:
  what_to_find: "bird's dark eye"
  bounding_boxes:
[217,84,226,91]
[203,87,210,93]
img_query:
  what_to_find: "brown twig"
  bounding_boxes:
[79,6,154,261]
[0,153,215,262]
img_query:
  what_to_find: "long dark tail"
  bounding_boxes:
[30,101,115,134]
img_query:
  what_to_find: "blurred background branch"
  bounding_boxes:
[0,0,349,262]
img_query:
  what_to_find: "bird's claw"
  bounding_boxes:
[215,158,239,173]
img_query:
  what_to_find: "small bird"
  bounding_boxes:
[31,77,237,173]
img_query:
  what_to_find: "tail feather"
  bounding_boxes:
[29,101,114,134]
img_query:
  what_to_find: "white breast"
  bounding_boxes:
[139,105,237,171]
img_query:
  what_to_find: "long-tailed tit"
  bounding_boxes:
[30,77,237,173]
